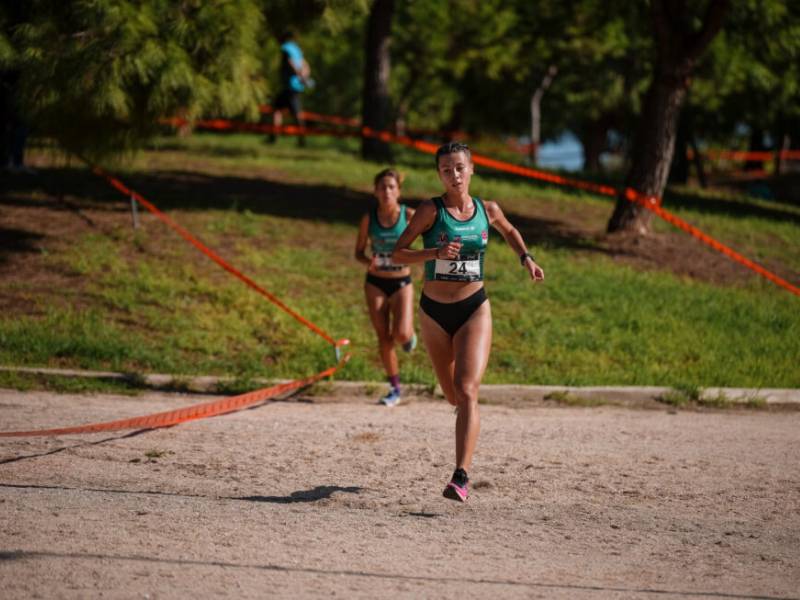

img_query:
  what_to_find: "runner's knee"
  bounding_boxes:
[392,328,413,345]
[454,379,480,405]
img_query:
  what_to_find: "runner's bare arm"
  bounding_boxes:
[354,213,372,267]
[393,201,461,263]
[392,200,440,264]
[485,201,544,281]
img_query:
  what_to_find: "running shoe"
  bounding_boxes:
[380,387,401,407]
[443,469,469,502]
[402,333,417,353]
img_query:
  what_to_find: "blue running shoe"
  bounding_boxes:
[402,333,417,353]
[380,387,401,407]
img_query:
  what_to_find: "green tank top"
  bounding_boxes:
[368,206,408,271]
[423,196,489,281]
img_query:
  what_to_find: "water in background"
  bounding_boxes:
[534,131,584,171]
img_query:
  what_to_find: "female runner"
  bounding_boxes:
[393,142,544,501]
[355,168,417,407]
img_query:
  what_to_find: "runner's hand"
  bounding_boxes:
[524,258,544,282]
[436,241,462,260]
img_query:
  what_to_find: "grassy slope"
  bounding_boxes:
[1,133,798,389]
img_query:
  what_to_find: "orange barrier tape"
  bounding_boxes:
[688,149,800,162]
[0,163,353,437]
[622,189,800,297]
[358,128,800,299]
[163,117,351,140]
[0,357,348,437]
[168,114,800,298]
[252,111,800,163]
[259,105,361,128]
[716,169,770,181]
[92,164,340,346]
[257,105,464,139]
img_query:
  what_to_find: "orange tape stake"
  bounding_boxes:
[0,166,351,437]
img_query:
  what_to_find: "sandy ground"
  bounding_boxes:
[1,388,798,599]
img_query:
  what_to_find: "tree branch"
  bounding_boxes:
[686,0,730,61]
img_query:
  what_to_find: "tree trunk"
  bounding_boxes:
[607,0,729,235]
[529,65,557,165]
[361,0,394,162]
[744,128,766,171]
[669,107,689,184]
[443,98,465,142]
[774,133,790,175]
[580,117,609,173]
[689,134,707,188]
[608,75,687,233]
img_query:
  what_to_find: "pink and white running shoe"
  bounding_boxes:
[443,468,469,502]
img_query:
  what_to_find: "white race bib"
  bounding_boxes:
[434,256,481,281]
[375,252,404,271]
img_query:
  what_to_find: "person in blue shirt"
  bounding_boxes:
[271,31,312,146]
[394,142,544,502]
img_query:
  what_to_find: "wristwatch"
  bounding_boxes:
[520,252,534,266]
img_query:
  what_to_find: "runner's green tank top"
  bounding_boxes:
[423,196,489,281]
[368,206,408,271]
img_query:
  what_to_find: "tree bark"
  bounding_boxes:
[443,97,465,142]
[689,134,707,188]
[529,65,557,165]
[608,75,688,233]
[607,0,729,234]
[669,107,690,184]
[580,116,610,173]
[361,0,394,162]
[774,133,789,176]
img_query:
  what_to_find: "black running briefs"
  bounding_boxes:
[420,287,488,337]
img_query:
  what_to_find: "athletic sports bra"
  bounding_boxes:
[368,206,408,271]
[422,196,489,282]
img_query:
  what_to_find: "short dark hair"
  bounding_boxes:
[435,141,471,168]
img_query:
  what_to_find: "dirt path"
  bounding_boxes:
[1,389,798,599]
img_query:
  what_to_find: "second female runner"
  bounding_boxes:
[355,168,417,406]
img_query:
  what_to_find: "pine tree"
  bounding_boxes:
[3,1,268,160]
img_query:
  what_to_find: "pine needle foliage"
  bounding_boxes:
[5,0,268,161]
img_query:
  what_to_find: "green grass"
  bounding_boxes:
[543,390,608,407]
[0,371,146,395]
[3,133,799,391]
[661,185,800,273]
[658,385,768,409]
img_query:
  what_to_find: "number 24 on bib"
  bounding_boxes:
[434,257,481,281]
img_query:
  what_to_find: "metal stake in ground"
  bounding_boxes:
[130,194,139,229]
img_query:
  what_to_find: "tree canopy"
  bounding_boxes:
[3,1,270,159]
[2,0,798,173]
